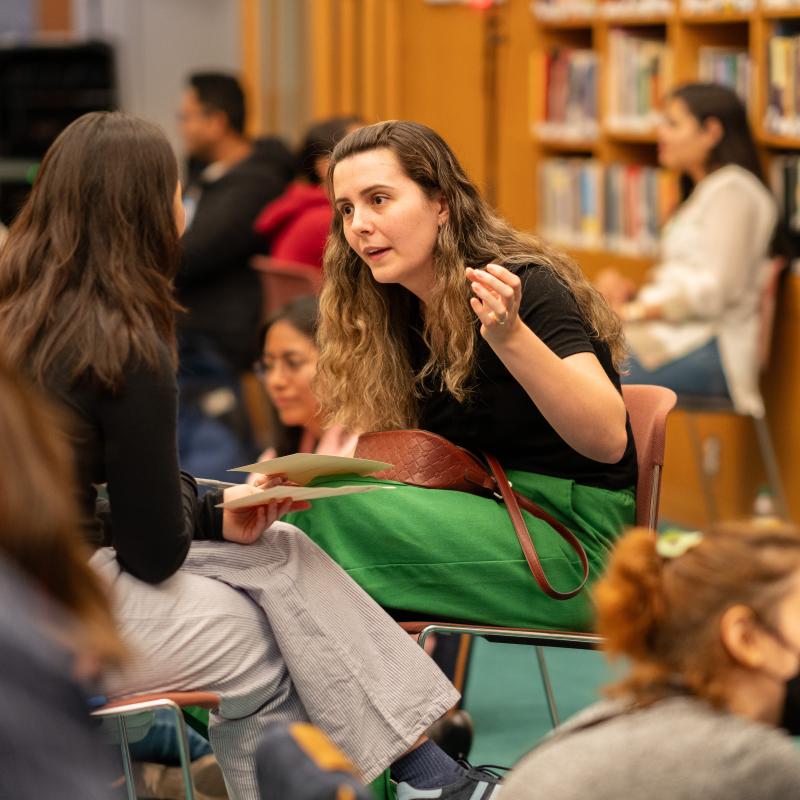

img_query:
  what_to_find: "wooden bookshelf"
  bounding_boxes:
[528,0,800,524]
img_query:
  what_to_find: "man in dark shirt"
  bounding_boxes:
[175,72,293,478]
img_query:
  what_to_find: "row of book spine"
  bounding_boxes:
[532,0,786,17]
[539,42,749,136]
[770,154,800,232]
[538,158,680,255]
[766,29,800,137]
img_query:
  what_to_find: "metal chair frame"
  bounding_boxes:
[92,691,219,800]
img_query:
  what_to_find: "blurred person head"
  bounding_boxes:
[658,82,764,193]
[596,523,800,725]
[0,359,125,671]
[316,120,623,433]
[180,72,247,161]
[255,296,321,456]
[0,111,183,391]
[298,116,362,185]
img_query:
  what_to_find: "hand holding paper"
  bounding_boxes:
[218,452,397,512]
[220,483,311,543]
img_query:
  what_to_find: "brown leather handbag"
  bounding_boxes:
[354,429,589,600]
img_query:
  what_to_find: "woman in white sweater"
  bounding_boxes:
[596,83,777,414]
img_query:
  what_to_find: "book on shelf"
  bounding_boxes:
[536,48,599,141]
[538,158,604,250]
[538,158,679,257]
[600,0,674,18]
[530,0,597,20]
[682,0,754,12]
[770,154,800,234]
[765,26,800,138]
[762,0,800,8]
[606,29,672,133]
[698,47,751,104]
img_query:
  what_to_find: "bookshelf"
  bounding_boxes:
[528,0,800,523]
[530,0,800,280]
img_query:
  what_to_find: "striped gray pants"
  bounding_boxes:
[92,522,459,799]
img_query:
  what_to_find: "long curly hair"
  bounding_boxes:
[316,120,624,433]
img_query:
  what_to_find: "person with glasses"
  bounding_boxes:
[503,523,800,800]
[250,296,357,470]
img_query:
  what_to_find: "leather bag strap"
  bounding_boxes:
[483,453,589,600]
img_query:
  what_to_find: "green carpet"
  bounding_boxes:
[462,637,617,768]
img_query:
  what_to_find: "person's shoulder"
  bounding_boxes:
[698,165,773,206]
[510,262,577,309]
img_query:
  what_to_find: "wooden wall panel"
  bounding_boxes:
[38,0,71,31]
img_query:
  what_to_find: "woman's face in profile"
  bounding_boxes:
[261,321,320,429]
[332,147,448,302]
[657,97,718,176]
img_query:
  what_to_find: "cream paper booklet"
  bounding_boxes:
[218,453,395,509]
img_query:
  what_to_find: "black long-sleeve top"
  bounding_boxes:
[49,342,224,584]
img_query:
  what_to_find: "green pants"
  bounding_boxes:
[285,470,635,631]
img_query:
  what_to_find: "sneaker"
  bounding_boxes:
[396,766,502,799]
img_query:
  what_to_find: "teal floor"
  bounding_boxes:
[461,637,618,767]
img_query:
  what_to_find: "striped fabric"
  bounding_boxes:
[92,522,459,800]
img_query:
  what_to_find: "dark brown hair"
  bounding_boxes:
[256,295,319,457]
[0,111,182,390]
[0,360,125,666]
[596,523,800,710]
[670,83,765,198]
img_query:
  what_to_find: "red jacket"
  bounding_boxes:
[253,182,331,268]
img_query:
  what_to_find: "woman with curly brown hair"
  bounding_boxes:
[502,523,800,799]
[280,120,637,632]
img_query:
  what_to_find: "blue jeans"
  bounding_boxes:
[129,709,212,766]
[622,338,731,398]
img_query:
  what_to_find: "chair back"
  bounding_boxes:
[251,255,324,317]
[757,255,787,372]
[621,384,677,529]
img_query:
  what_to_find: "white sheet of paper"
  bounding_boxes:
[217,483,396,510]
[229,453,392,486]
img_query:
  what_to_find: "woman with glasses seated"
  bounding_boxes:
[250,296,357,472]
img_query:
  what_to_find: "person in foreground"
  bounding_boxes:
[595,83,777,415]
[280,120,637,632]
[502,523,800,800]
[0,111,496,800]
[0,362,123,799]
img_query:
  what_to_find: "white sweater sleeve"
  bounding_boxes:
[638,173,776,322]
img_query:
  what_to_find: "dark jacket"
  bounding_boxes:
[176,137,293,371]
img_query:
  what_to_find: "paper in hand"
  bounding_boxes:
[229,453,392,486]
[217,482,396,510]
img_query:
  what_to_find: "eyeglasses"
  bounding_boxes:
[253,356,312,378]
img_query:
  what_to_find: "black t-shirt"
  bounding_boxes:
[410,264,637,491]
